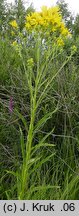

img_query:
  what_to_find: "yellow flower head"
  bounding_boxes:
[57,37,64,47]
[27,58,34,67]
[71,45,77,54]
[25,5,70,40]
[25,22,31,29]
[12,41,17,46]
[11,41,19,52]
[11,31,15,36]
[9,20,18,28]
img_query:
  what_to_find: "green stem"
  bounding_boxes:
[19,87,37,199]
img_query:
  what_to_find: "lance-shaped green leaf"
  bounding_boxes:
[34,107,58,133]
[15,109,28,132]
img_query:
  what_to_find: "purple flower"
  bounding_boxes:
[9,96,14,113]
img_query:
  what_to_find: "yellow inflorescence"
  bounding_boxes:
[9,20,18,28]
[11,40,19,52]
[57,37,64,47]
[12,41,17,46]
[11,31,15,36]
[25,5,70,44]
[71,45,77,54]
[9,6,70,49]
[27,58,34,68]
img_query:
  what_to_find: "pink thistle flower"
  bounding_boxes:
[9,96,14,113]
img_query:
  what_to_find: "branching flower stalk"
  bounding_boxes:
[18,37,42,199]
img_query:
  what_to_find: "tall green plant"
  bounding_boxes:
[5,34,75,199]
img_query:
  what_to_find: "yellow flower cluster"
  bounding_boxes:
[11,40,19,52]
[57,37,64,47]
[71,45,77,54]
[9,20,18,28]
[25,6,70,38]
[27,58,34,68]
[11,31,15,36]
[12,41,17,46]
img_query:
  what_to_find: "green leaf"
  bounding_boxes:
[34,108,58,133]
[27,184,60,199]
[32,143,55,156]
[30,152,55,175]
[15,109,28,132]
[19,126,25,162]
[6,170,17,178]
